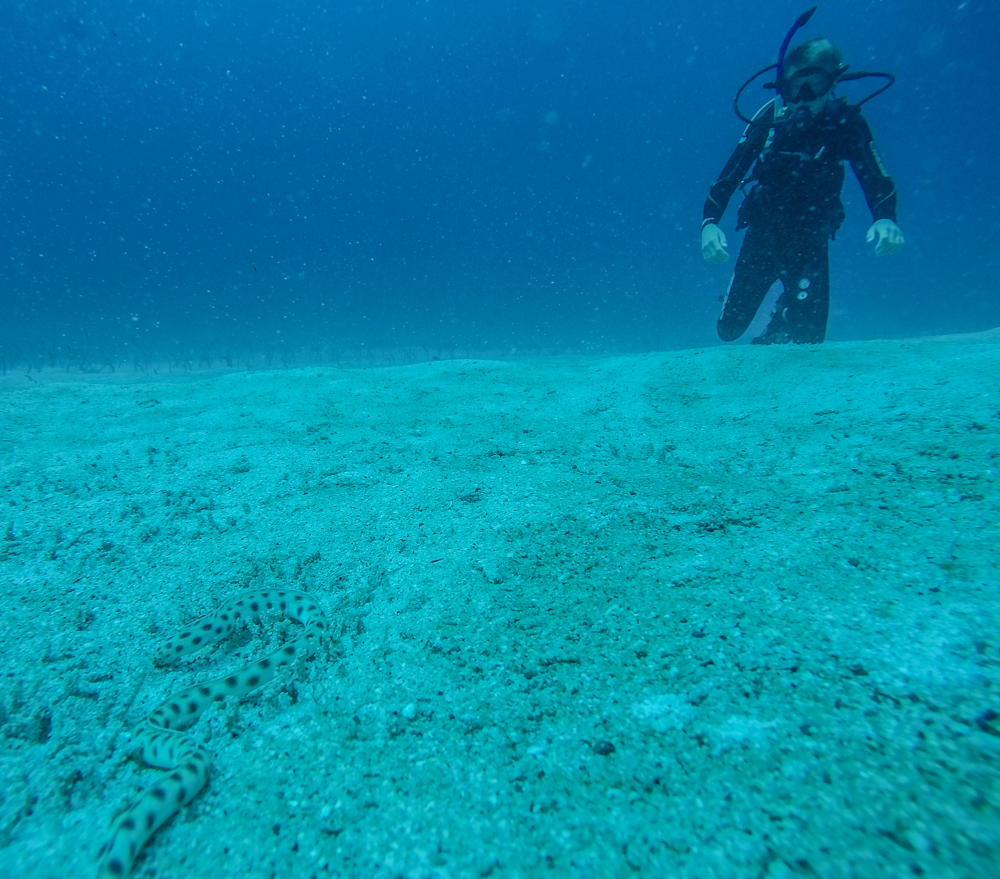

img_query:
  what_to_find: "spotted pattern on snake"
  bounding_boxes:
[96,588,328,878]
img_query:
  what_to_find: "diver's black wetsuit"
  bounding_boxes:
[703,98,897,344]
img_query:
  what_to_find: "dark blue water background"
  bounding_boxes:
[1,1,997,366]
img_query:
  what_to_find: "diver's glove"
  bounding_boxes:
[866,219,905,256]
[701,223,730,263]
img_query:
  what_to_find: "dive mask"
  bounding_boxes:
[778,66,841,103]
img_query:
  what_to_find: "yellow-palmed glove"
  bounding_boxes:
[866,219,905,255]
[701,223,730,263]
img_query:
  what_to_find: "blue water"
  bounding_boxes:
[1,1,997,364]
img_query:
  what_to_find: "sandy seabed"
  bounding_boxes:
[1,337,998,879]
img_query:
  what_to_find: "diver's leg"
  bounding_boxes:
[755,234,830,344]
[717,225,779,343]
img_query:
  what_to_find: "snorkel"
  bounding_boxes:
[776,5,817,82]
[733,6,895,126]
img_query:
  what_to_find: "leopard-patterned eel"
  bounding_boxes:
[96,589,328,878]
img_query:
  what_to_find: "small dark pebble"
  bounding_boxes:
[593,740,615,756]
[974,709,999,731]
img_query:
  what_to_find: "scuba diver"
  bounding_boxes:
[701,7,904,345]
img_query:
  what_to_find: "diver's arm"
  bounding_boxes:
[845,111,898,225]
[702,102,773,227]
[845,111,904,255]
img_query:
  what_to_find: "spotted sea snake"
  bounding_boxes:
[96,588,329,878]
